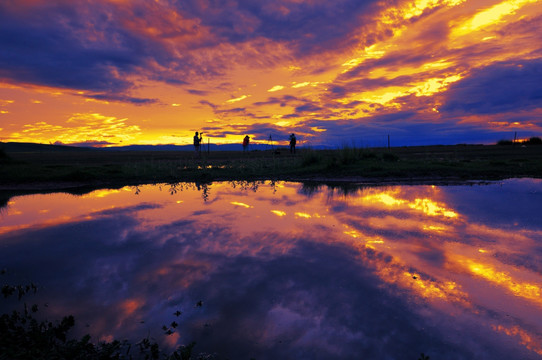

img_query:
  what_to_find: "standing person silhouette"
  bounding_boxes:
[289,133,296,154]
[243,135,250,153]
[193,132,202,154]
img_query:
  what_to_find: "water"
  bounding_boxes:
[1,179,542,359]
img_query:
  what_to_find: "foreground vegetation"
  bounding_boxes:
[1,142,542,192]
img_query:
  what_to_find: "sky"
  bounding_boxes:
[1,0,541,148]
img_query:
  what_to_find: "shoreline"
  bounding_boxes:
[0,175,520,193]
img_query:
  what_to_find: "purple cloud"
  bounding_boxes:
[188,89,211,96]
[0,2,160,102]
[442,59,542,115]
[174,0,383,55]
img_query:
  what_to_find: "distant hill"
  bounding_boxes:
[0,141,308,152]
[0,142,91,152]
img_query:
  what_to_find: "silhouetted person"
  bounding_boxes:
[289,133,296,154]
[194,131,202,154]
[243,135,250,152]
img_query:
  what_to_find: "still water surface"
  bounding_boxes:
[1,179,542,359]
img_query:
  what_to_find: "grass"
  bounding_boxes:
[0,146,11,163]
[1,143,542,191]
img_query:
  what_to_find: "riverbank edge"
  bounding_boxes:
[0,174,527,194]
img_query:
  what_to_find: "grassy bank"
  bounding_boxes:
[1,144,542,190]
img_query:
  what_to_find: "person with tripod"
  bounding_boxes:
[193,131,203,154]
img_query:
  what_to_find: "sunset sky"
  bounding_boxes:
[1,0,541,148]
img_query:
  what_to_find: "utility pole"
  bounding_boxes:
[267,134,274,151]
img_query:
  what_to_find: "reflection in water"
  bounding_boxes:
[1,179,542,359]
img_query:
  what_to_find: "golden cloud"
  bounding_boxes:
[12,113,141,146]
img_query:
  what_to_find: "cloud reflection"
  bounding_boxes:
[1,179,542,358]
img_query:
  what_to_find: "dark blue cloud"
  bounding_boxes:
[175,0,383,56]
[216,106,246,114]
[0,5,146,94]
[294,110,513,147]
[442,59,542,114]
[295,102,322,113]
[187,89,210,96]
[253,95,299,107]
[84,93,158,104]
[0,2,173,103]
[54,140,113,147]
[199,100,217,109]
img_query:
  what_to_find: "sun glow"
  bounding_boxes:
[268,85,285,92]
[453,0,539,36]
[412,75,463,96]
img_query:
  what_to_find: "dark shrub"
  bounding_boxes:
[497,139,513,145]
[526,137,542,145]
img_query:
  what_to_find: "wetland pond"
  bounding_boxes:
[1,179,542,359]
